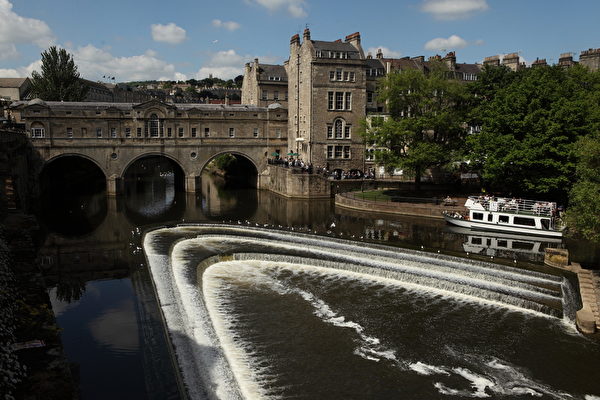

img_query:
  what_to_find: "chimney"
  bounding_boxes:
[344,32,364,59]
[290,33,300,47]
[376,48,383,59]
[367,52,373,60]
[443,51,456,70]
[303,28,311,41]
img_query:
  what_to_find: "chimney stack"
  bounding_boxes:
[376,48,383,59]
[303,28,311,41]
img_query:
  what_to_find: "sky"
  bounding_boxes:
[1,0,600,83]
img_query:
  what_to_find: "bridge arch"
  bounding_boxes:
[200,150,259,172]
[45,153,108,178]
[120,151,188,179]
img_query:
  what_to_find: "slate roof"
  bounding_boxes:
[311,40,361,58]
[258,64,287,81]
[0,78,29,88]
[10,100,272,113]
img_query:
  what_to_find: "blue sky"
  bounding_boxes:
[1,0,600,82]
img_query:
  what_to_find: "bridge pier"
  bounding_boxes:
[185,174,197,193]
[106,174,122,197]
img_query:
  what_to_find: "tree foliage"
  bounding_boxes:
[30,46,88,101]
[565,134,600,241]
[466,64,600,201]
[362,63,469,185]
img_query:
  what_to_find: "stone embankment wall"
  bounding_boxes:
[335,192,466,218]
[259,165,330,198]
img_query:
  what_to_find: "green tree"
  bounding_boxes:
[363,63,469,186]
[466,65,600,201]
[566,134,600,241]
[30,46,88,101]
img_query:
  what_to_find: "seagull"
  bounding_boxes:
[330,222,336,229]
[212,39,219,44]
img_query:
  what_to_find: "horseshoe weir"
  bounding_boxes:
[144,224,600,400]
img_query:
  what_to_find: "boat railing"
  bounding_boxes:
[466,196,556,218]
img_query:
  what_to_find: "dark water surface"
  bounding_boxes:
[39,171,599,399]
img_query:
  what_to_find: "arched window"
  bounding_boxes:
[30,122,45,138]
[334,119,343,139]
[147,113,160,137]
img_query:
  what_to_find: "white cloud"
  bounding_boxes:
[424,35,468,51]
[151,23,187,45]
[0,0,54,59]
[72,45,186,81]
[212,19,241,31]
[194,50,279,80]
[366,46,401,59]
[0,59,41,78]
[421,0,488,20]
[245,0,308,18]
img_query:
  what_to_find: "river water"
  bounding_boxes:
[39,171,600,399]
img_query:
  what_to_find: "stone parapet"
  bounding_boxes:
[259,165,330,198]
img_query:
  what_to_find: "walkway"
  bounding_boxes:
[335,192,467,219]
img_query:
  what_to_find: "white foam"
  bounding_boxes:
[409,362,450,376]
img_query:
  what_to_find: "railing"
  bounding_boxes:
[466,196,557,218]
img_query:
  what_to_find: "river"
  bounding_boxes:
[38,171,600,399]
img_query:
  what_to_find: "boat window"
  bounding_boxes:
[472,237,482,245]
[473,212,484,220]
[513,241,535,251]
[488,214,493,222]
[513,217,536,226]
[541,219,550,230]
[498,240,508,248]
[499,215,509,223]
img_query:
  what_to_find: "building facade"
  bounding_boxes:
[241,59,288,108]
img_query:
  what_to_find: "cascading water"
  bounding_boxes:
[143,224,600,399]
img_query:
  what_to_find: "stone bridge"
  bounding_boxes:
[13,99,289,194]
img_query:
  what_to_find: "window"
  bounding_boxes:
[167,127,172,137]
[334,145,343,158]
[148,113,159,137]
[366,148,375,161]
[66,127,73,138]
[229,127,235,138]
[329,92,352,110]
[336,69,342,81]
[343,71,349,81]
[327,146,333,158]
[327,125,333,139]
[111,127,117,138]
[343,146,351,159]
[204,127,210,137]
[335,119,343,139]
[514,217,535,227]
[253,128,259,137]
[262,90,268,100]
[31,127,45,138]
[191,127,197,138]
[137,127,142,137]
[96,128,102,138]
[274,91,279,100]
[344,125,351,139]
[178,127,184,137]
[276,128,281,138]
[336,92,344,110]
[125,127,131,138]
[329,71,335,80]
[499,215,509,223]
[367,92,374,103]
[349,72,355,81]
[472,212,483,220]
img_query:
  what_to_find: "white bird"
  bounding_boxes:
[330,222,336,228]
[212,39,219,44]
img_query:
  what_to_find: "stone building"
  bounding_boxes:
[0,78,31,101]
[241,59,288,108]
[579,48,600,71]
[285,29,367,172]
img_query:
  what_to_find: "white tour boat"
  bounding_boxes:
[443,196,563,237]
